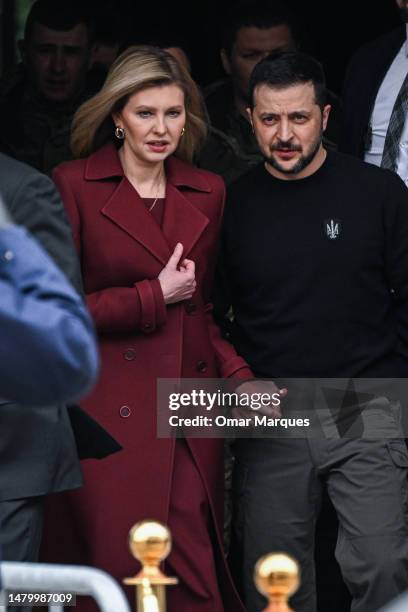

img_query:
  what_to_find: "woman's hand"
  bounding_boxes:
[158,243,197,304]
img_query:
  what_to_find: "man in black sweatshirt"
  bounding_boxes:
[223,51,408,612]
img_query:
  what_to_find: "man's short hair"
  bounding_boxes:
[221,0,299,57]
[249,50,327,109]
[24,0,93,43]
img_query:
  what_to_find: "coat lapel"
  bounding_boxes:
[101,178,171,266]
[163,154,211,257]
[87,144,213,265]
[162,182,209,258]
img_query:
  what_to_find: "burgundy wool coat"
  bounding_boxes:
[41,143,251,610]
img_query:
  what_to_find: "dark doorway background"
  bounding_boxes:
[167,0,401,94]
[1,0,402,94]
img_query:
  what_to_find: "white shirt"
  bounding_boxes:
[364,25,408,185]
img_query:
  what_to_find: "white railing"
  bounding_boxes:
[0,562,131,612]
[377,592,408,612]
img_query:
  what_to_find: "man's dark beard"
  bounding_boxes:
[264,133,322,175]
[399,7,408,22]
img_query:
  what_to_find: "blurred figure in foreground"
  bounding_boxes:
[0,150,96,579]
[0,198,98,404]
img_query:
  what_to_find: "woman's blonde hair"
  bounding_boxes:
[71,45,207,162]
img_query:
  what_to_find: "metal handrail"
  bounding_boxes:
[0,561,131,612]
[377,592,408,611]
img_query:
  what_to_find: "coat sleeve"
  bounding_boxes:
[53,167,167,334]
[203,176,253,380]
[205,304,253,379]
[0,225,98,404]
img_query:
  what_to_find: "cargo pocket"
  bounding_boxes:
[387,439,408,525]
[387,439,408,467]
[361,397,403,438]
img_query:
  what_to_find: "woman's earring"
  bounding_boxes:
[181,127,185,136]
[115,126,125,140]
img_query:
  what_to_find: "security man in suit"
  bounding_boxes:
[341,1,408,184]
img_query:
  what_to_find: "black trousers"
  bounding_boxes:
[0,496,45,612]
[231,438,408,612]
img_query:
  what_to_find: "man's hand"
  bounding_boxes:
[158,242,197,304]
[233,379,288,420]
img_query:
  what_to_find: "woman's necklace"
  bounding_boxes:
[148,167,165,212]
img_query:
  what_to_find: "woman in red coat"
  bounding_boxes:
[41,46,251,611]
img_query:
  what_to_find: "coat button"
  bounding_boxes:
[124,348,136,361]
[2,250,14,262]
[143,322,152,331]
[196,360,207,373]
[185,302,197,314]
[119,405,131,418]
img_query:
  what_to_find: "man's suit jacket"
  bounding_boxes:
[340,25,406,157]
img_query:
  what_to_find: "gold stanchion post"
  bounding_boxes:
[123,520,178,612]
[254,552,300,612]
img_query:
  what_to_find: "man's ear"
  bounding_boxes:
[18,40,26,64]
[220,48,232,76]
[246,107,253,128]
[88,43,98,70]
[322,104,331,132]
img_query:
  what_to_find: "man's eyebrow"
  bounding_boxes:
[240,47,264,52]
[258,110,310,116]
[288,110,311,116]
[35,42,83,49]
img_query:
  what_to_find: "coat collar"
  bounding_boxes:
[84,142,212,192]
[89,144,211,266]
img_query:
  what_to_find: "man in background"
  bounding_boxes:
[0,0,96,174]
[199,0,340,183]
[341,0,408,184]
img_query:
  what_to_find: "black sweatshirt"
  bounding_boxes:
[222,151,408,378]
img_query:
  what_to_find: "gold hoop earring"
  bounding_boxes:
[181,127,185,136]
[115,126,125,140]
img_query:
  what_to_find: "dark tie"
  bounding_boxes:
[381,70,408,171]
